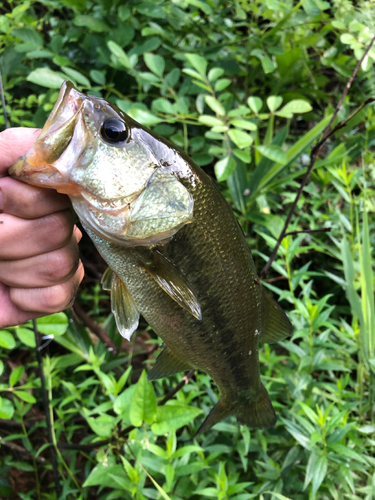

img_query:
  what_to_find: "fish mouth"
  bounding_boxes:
[9,80,90,194]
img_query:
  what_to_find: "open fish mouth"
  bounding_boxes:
[9,81,91,194]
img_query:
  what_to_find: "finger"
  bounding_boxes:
[0,229,82,288]
[0,128,40,176]
[0,283,44,328]
[0,176,71,218]
[10,261,85,314]
[0,209,74,260]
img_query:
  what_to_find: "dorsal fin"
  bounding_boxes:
[101,267,140,341]
[141,250,202,321]
[147,347,192,381]
[261,287,293,344]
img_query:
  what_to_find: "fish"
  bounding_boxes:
[10,81,292,434]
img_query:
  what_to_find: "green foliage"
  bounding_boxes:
[1,0,375,499]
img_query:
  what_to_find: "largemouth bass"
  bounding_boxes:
[10,81,292,434]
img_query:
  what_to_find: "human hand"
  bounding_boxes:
[0,127,84,328]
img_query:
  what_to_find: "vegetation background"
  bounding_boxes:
[0,0,375,498]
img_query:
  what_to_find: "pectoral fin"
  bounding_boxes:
[141,250,202,321]
[101,267,140,340]
[147,347,192,381]
[261,287,293,344]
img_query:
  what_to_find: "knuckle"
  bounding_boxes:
[36,210,73,248]
[43,246,79,283]
[40,281,77,312]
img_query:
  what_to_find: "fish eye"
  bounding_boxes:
[100,118,128,144]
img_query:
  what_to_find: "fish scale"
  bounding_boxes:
[10,80,293,434]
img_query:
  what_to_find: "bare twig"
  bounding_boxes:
[32,320,62,497]
[158,369,195,406]
[0,67,8,129]
[73,302,118,355]
[0,438,46,462]
[260,34,375,278]
[284,227,331,237]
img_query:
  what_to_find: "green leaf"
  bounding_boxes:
[0,330,16,349]
[14,391,36,404]
[304,451,317,490]
[329,444,368,464]
[136,2,165,18]
[61,67,91,87]
[144,53,165,77]
[12,28,43,47]
[152,98,176,114]
[90,69,106,85]
[127,108,162,125]
[267,95,283,112]
[9,366,24,387]
[249,115,332,201]
[36,312,68,336]
[129,370,157,426]
[214,78,231,91]
[151,403,202,435]
[0,399,14,420]
[312,454,327,495]
[276,99,312,118]
[205,96,226,116]
[74,15,109,32]
[114,385,136,420]
[185,53,207,77]
[83,462,127,488]
[107,40,132,69]
[0,360,4,376]
[229,119,257,131]
[171,445,204,458]
[15,328,36,348]
[264,493,292,500]
[198,115,223,127]
[256,145,287,163]
[85,413,115,437]
[228,129,253,148]
[27,68,66,89]
[208,67,224,81]
[247,96,263,113]
[215,155,236,182]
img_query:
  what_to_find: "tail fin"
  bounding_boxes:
[235,383,276,429]
[195,383,276,435]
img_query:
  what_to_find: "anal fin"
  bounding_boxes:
[141,250,202,321]
[195,399,232,436]
[101,267,140,341]
[147,347,192,381]
[261,287,293,344]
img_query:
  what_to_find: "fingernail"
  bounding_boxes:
[0,187,3,213]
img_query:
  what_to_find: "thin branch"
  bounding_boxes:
[73,302,118,355]
[33,320,62,497]
[0,67,8,129]
[260,34,375,278]
[158,369,195,406]
[284,227,331,237]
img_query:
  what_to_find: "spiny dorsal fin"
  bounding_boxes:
[147,347,192,381]
[142,250,202,321]
[261,287,293,344]
[101,267,140,341]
